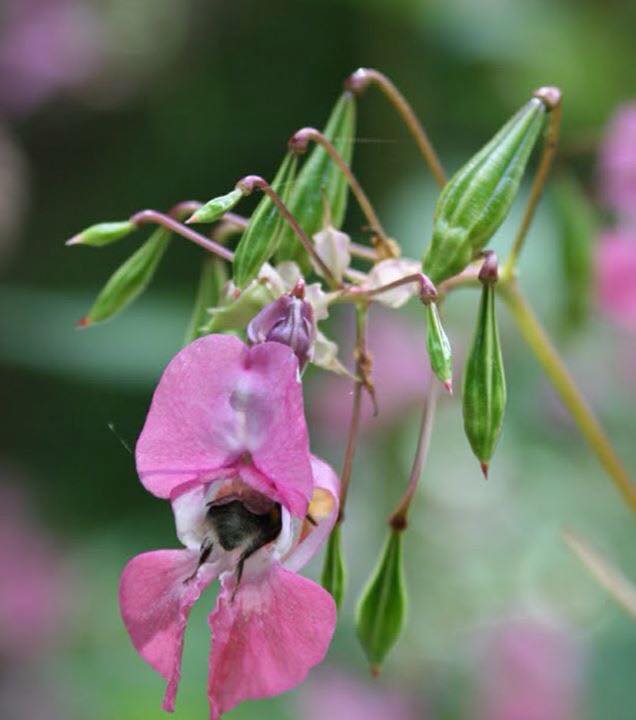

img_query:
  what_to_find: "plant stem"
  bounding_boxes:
[129,209,235,261]
[501,281,636,512]
[289,128,396,257]
[504,87,562,274]
[344,271,436,303]
[338,303,370,522]
[389,382,438,529]
[345,67,446,188]
[237,175,340,287]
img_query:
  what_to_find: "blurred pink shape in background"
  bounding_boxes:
[310,307,431,436]
[298,668,421,720]
[475,618,581,720]
[599,102,636,224]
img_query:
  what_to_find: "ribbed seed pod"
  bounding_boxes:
[232,153,298,288]
[355,529,407,674]
[277,92,356,267]
[321,525,346,610]
[423,97,548,284]
[462,263,506,477]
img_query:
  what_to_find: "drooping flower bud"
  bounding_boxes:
[321,525,346,610]
[78,228,170,326]
[462,254,506,477]
[312,225,352,283]
[277,92,356,267]
[246,282,316,371]
[355,529,407,675]
[423,95,549,284]
[186,187,245,224]
[66,220,136,247]
[425,302,453,393]
[232,153,298,288]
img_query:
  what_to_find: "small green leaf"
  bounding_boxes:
[425,302,453,392]
[321,525,346,610]
[201,280,275,334]
[462,281,506,476]
[233,153,298,288]
[67,221,136,247]
[551,174,597,330]
[183,256,228,345]
[277,92,356,267]
[188,188,244,224]
[80,228,170,326]
[423,97,548,283]
[356,529,407,672]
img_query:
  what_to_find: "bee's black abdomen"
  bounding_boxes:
[208,499,282,552]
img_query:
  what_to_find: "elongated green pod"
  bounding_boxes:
[233,153,297,288]
[79,228,170,326]
[423,97,548,284]
[183,255,228,345]
[277,92,356,266]
[425,302,453,392]
[321,525,346,611]
[462,272,506,477]
[187,188,244,224]
[552,174,596,330]
[355,529,407,673]
[66,220,136,247]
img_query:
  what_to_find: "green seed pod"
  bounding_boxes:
[183,255,228,345]
[66,220,136,247]
[187,187,244,224]
[462,267,506,477]
[277,92,356,266]
[425,302,453,393]
[202,280,275,334]
[79,228,170,326]
[551,174,597,330]
[355,529,407,673]
[233,153,298,288]
[423,97,548,284]
[321,525,346,610]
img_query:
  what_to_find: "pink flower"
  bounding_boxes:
[119,335,339,718]
[599,102,636,223]
[597,230,636,332]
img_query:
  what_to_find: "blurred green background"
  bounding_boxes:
[2,0,636,718]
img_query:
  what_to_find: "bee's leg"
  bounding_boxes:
[184,537,213,584]
[231,541,262,602]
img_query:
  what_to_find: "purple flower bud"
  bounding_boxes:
[247,291,316,371]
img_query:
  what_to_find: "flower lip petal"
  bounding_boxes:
[119,549,219,712]
[207,565,337,719]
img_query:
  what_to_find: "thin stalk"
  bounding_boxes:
[237,175,340,287]
[501,281,636,512]
[389,382,438,529]
[338,303,370,523]
[345,67,446,188]
[289,128,396,257]
[350,271,436,303]
[129,210,234,261]
[350,241,379,262]
[504,87,563,273]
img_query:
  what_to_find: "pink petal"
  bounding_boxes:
[136,335,313,515]
[207,565,336,719]
[119,549,217,712]
[283,455,340,573]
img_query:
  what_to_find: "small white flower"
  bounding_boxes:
[366,257,422,308]
[311,226,352,283]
